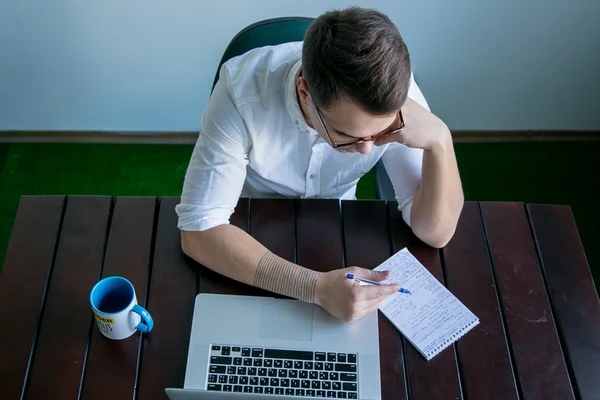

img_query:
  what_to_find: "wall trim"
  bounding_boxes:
[0,130,599,144]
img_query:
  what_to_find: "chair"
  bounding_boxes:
[211,16,394,200]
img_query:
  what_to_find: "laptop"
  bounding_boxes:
[166,293,381,400]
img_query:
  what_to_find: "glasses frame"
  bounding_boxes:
[311,100,405,149]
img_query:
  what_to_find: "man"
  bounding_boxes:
[176,7,463,322]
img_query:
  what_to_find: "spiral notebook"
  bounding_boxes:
[375,248,479,360]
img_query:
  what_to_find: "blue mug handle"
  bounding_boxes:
[132,304,154,333]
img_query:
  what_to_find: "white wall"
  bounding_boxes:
[0,0,599,131]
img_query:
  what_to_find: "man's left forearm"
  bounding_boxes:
[410,130,464,248]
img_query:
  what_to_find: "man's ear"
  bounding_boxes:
[296,76,310,105]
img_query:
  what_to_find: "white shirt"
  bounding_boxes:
[176,42,430,232]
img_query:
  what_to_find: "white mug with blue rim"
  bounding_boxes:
[90,276,153,340]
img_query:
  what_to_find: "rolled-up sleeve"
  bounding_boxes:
[175,77,249,231]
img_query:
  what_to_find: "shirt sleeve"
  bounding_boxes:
[381,72,430,226]
[175,76,250,231]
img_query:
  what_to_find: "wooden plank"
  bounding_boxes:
[80,197,156,400]
[250,199,295,263]
[136,197,197,399]
[342,200,408,400]
[481,202,575,399]
[0,196,65,399]
[442,202,518,399]
[387,202,463,400]
[528,204,600,400]
[24,196,112,399]
[296,199,343,272]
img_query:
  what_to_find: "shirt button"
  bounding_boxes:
[309,174,315,180]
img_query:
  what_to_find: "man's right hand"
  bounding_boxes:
[314,267,400,322]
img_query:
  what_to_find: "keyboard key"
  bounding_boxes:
[348,393,357,399]
[327,391,337,398]
[223,385,232,392]
[232,346,241,352]
[234,385,242,392]
[264,359,273,368]
[228,376,238,384]
[227,366,236,375]
[265,388,274,394]
[278,369,288,378]
[252,348,263,358]
[209,365,226,374]
[207,384,221,391]
[274,360,283,368]
[296,389,306,396]
[254,358,263,367]
[270,378,280,387]
[335,363,357,372]
[243,358,252,366]
[348,354,357,363]
[291,379,300,388]
[211,356,232,365]
[327,353,337,362]
[286,388,295,395]
[320,372,328,380]
[302,379,311,388]
[221,347,230,356]
[244,386,253,393]
[317,390,326,397]
[325,363,334,371]
[208,375,218,383]
[323,381,331,390]
[310,371,319,380]
[237,367,246,375]
[300,371,309,379]
[307,389,316,397]
[260,377,269,386]
[315,362,324,370]
[333,382,341,390]
[242,348,251,357]
[233,357,242,366]
[265,348,314,360]
[275,388,284,395]
[259,368,268,376]
[294,361,303,369]
[340,373,357,382]
[343,383,358,391]
[337,354,346,363]
[254,386,264,394]
[281,378,290,387]
[268,368,277,377]
[315,352,326,361]
[284,360,294,369]
[218,375,228,384]
[330,372,339,381]
[249,377,259,386]
[289,370,298,378]
[211,345,221,351]
[248,367,257,376]
[312,380,321,389]
[304,361,313,369]
[337,392,347,398]
[239,376,248,385]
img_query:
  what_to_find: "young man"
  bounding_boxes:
[176,7,463,322]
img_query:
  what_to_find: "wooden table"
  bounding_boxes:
[0,196,599,400]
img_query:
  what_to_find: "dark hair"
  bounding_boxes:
[302,7,411,116]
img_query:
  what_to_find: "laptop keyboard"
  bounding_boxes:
[207,344,358,398]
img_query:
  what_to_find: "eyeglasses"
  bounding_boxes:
[312,101,405,149]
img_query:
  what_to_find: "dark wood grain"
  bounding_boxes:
[0,196,65,399]
[481,202,575,400]
[528,204,600,400]
[388,202,463,400]
[296,199,343,272]
[24,197,111,399]
[80,197,156,400]
[250,199,295,262]
[136,197,197,400]
[343,200,408,400]
[442,202,518,400]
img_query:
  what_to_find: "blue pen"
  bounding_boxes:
[347,273,411,294]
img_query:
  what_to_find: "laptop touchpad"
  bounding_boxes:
[259,301,313,342]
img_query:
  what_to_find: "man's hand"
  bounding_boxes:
[375,97,451,151]
[314,267,400,322]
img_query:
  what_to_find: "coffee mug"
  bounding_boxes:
[90,276,154,340]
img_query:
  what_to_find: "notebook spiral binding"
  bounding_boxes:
[425,318,480,360]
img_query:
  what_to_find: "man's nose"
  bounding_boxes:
[356,141,373,154]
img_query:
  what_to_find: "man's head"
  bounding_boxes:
[298,7,411,153]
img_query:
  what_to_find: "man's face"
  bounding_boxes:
[297,77,398,154]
